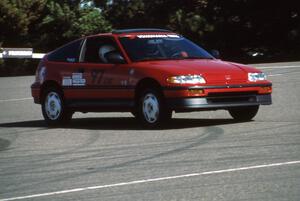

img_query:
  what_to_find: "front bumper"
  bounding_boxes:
[164,83,272,112]
[31,82,41,104]
[167,94,271,111]
[167,94,272,112]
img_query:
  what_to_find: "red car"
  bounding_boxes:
[31,29,272,127]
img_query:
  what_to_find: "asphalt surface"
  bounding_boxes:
[0,61,300,201]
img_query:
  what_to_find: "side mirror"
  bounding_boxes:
[105,51,126,64]
[211,50,220,59]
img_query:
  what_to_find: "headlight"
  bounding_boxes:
[167,75,206,84]
[248,73,267,82]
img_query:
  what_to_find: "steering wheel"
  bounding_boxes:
[170,52,182,58]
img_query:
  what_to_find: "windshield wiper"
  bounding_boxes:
[135,57,171,62]
[135,56,214,62]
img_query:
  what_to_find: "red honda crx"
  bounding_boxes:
[31,28,272,127]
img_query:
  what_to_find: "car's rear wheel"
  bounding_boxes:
[228,105,259,121]
[137,88,172,127]
[42,87,73,126]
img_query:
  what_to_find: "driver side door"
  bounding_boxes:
[79,36,132,100]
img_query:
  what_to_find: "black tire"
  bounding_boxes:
[137,88,172,127]
[228,105,259,121]
[41,87,73,126]
[131,111,137,117]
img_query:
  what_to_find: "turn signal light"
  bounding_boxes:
[259,86,272,94]
[188,89,204,94]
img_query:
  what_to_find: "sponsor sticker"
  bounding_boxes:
[72,73,83,80]
[148,39,163,44]
[166,34,180,38]
[73,78,86,86]
[67,58,76,62]
[62,77,72,86]
[62,73,86,86]
[137,34,180,38]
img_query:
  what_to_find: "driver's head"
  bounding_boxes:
[99,45,116,63]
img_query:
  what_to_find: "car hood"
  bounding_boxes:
[135,59,258,85]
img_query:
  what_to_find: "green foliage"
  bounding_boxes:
[0,0,112,50]
[38,1,111,50]
[72,8,112,37]
[0,0,46,47]
[99,0,299,61]
[0,0,299,76]
[0,0,112,76]
[38,1,76,49]
[168,9,214,45]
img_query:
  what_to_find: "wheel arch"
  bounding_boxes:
[134,77,164,107]
[40,80,62,101]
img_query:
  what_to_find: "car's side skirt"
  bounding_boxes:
[66,98,135,112]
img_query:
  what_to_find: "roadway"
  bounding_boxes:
[0,61,300,201]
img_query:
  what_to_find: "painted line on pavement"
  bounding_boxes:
[268,71,300,77]
[0,98,32,103]
[257,65,300,69]
[1,160,300,201]
[268,74,284,77]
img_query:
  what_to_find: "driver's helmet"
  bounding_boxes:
[99,45,116,63]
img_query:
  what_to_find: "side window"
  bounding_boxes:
[83,37,120,63]
[48,39,83,62]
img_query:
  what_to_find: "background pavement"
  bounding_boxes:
[0,62,299,201]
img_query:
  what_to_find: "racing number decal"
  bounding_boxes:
[91,69,105,84]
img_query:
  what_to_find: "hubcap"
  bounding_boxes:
[45,92,62,120]
[143,93,159,123]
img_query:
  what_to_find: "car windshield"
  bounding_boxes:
[119,34,214,62]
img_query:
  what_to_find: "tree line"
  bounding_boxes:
[1,0,299,76]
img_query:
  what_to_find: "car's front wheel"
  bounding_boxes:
[137,89,172,127]
[42,88,73,126]
[228,105,259,121]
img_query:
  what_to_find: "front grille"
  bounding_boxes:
[207,97,256,103]
[206,91,257,104]
[207,91,258,97]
